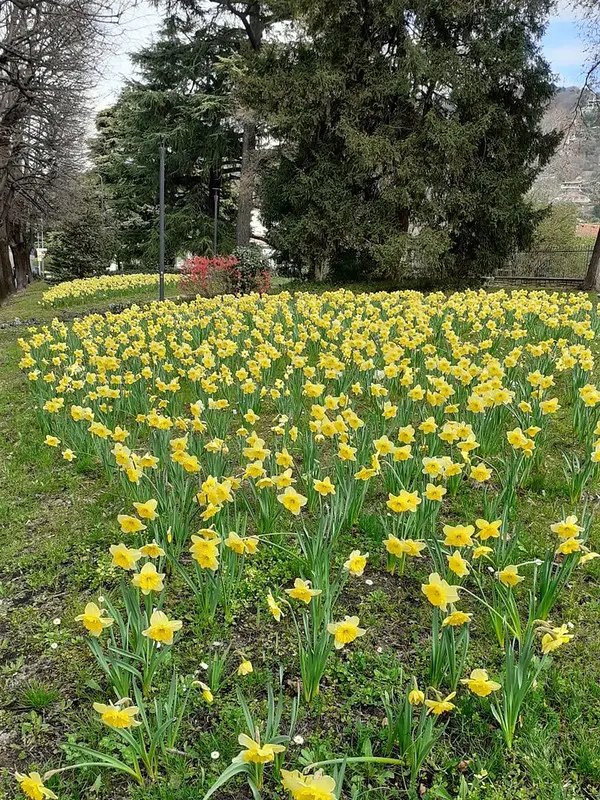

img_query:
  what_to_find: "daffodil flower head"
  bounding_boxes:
[233,732,286,764]
[93,698,141,729]
[344,549,368,577]
[498,564,524,587]
[132,562,165,595]
[142,609,182,644]
[281,768,336,800]
[327,616,366,649]
[75,602,114,637]
[237,659,253,676]
[285,578,322,604]
[460,668,501,697]
[109,543,142,570]
[421,573,460,611]
[15,771,57,800]
[132,498,159,520]
[425,690,456,715]
[267,590,284,621]
[277,486,308,515]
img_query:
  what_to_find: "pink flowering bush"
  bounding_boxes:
[180,249,271,298]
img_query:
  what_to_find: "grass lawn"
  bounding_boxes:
[1,283,600,800]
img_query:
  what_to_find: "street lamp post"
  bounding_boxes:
[158,143,165,301]
[213,186,220,256]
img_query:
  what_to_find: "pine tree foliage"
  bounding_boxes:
[90,14,242,269]
[48,176,116,282]
[245,0,561,282]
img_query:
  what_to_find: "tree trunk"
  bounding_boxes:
[0,238,14,300]
[314,257,330,282]
[395,208,411,284]
[236,122,256,247]
[235,3,263,247]
[11,222,32,289]
[0,215,15,300]
[583,227,600,291]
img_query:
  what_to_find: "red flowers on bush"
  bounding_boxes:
[180,253,271,297]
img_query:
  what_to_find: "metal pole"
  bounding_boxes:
[159,144,165,301]
[213,187,220,256]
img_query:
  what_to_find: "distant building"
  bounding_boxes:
[556,176,591,205]
[576,222,600,238]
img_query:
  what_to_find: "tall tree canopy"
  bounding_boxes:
[169,1,290,246]
[0,0,113,299]
[47,174,116,282]
[245,0,560,282]
[90,14,242,270]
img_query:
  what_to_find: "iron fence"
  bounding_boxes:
[499,247,593,279]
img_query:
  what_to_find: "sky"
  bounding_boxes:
[543,2,591,86]
[94,1,592,109]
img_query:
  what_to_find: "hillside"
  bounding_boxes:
[535,86,600,218]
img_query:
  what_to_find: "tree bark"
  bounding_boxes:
[235,3,263,247]
[236,122,256,246]
[0,235,14,300]
[583,227,600,291]
[395,208,411,284]
[11,222,32,289]
[314,258,330,282]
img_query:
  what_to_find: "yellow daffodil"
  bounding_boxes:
[408,678,425,706]
[475,518,501,540]
[386,490,421,513]
[132,498,159,520]
[580,551,600,564]
[313,476,336,496]
[470,462,492,482]
[539,623,574,654]
[281,769,336,800]
[425,691,456,715]
[498,564,524,587]
[447,550,470,577]
[190,534,221,570]
[285,578,322,604]
[224,531,246,554]
[539,397,560,414]
[327,616,366,649]
[277,486,308,515]
[142,609,182,644]
[75,602,114,636]
[344,549,368,577]
[234,733,286,764]
[15,772,57,800]
[550,516,583,539]
[442,610,472,627]
[132,562,165,594]
[237,659,253,676]
[117,514,146,534]
[556,538,582,555]
[424,483,446,501]
[109,543,142,570]
[421,573,460,611]
[193,681,214,703]
[93,700,141,729]
[460,668,501,697]
[140,541,165,558]
[443,524,475,547]
[267,591,284,621]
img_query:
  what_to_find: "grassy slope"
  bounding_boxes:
[1,284,600,800]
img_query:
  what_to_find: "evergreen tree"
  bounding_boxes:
[247,0,560,282]
[90,14,242,270]
[48,175,115,282]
